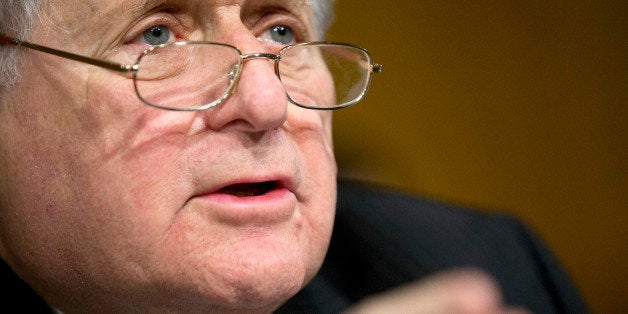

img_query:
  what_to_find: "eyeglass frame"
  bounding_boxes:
[0,34,382,111]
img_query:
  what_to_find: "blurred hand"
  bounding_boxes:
[344,268,530,314]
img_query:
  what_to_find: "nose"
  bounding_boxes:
[203,50,288,132]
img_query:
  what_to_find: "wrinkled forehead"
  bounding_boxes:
[41,0,315,36]
[44,0,311,13]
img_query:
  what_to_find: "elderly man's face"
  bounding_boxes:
[0,0,336,312]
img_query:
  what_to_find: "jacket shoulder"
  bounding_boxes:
[320,179,589,313]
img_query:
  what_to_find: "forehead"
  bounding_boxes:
[40,0,315,45]
[46,0,312,21]
[119,0,311,14]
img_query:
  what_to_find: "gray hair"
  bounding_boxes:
[312,0,336,40]
[0,0,41,87]
[0,0,335,88]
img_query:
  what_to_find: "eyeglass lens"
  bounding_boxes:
[133,43,373,110]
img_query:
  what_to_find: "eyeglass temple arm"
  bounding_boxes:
[0,34,133,73]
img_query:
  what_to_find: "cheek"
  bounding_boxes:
[287,108,336,191]
[0,69,196,285]
[287,108,334,154]
[285,108,337,271]
[76,77,198,235]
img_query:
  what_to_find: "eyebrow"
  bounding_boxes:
[123,0,168,17]
[123,0,311,16]
[244,0,315,32]
[113,0,315,42]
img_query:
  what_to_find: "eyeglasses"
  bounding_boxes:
[1,34,382,111]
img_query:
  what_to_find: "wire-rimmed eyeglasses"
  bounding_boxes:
[0,34,382,111]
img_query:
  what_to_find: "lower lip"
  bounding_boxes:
[193,187,298,225]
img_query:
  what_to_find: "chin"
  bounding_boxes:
[210,239,310,307]
[144,227,316,313]
[119,255,306,313]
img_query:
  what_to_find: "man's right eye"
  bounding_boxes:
[142,25,173,46]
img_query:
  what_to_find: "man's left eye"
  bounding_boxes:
[260,25,295,45]
[142,25,174,46]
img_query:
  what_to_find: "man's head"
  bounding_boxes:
[0,0,340,312]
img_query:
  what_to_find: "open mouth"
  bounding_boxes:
[218,181,279,197]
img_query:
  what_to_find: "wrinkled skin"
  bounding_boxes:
[0,0,336,312]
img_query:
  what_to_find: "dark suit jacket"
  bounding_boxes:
[277,179,588,313]
[2,179,588,313]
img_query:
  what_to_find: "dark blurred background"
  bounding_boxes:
[327,1,627,313]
